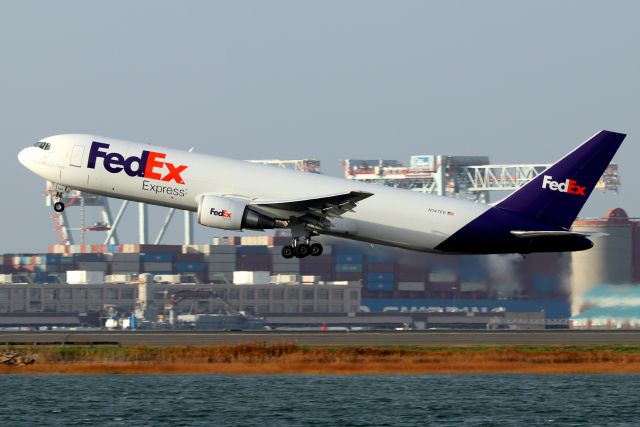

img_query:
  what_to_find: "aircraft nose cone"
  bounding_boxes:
[18,148,29,167]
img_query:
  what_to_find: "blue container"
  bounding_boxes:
[73,253,105,262]
[130,315,138,330]
[107,244,120,253]
[532,275,559,293]
[37,254,62,264]
[367,255,394,264]
[335,264,363,273]
[141,253,174,263]
[367,281,395,291]
[146,271,172,275]
[176,262,205,272]
[336,254,363,264]
[367,272,395,282]
[237,246,269,255]
[60,256,74,265]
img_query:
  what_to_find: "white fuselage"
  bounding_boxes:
[19,134,490,252]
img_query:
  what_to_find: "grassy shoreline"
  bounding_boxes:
[4,342,640,375]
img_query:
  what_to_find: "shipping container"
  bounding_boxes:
[272,263,301,273]
[207,262,237,272]
[111,262,141,273]
[367,272,395,282]
[66,270,105,285]
[175,254,204,262]
[301,255,334,265]
[237,246,270,255]
[139,244,182,254]
[176,262,205,272]
[240,236,275,246]
[429,269,457,283]
[336,254,363,264]
[397,282,425,291]
[73,253,106,262]
[203,254,237,263]
[105,274,134,283]
[366,254,395,264]
[427,282,457,292]
[397,272,427,282]
[141,253,174,263]
[459,281,487,292]
[271,274,299,283]
[367,263,395,273]
[142,262,173,273]
[233,271,271,284]
[367,281,394,291]
[334,272,362,281]
[207,271,233,283]
[77,262,108,272]
[111,253,140,262]
[335,264,363,273]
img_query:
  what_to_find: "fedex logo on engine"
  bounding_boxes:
[210,208,232,218]
[541,175,586,196]
[87,142,188,184]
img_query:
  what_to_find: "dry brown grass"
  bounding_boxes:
[3,342,640,375]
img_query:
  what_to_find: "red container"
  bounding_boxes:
[90,244,107,253]
[397,272,427,282]
[396,264,427,273]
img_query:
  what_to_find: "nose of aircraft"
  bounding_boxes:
[18,147,30,167]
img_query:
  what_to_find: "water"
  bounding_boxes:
[0,375,638,426]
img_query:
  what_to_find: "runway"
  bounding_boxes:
[2,330,640,346]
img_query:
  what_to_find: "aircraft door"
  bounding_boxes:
[70,145,84,167]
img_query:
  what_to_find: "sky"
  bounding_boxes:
[2,1,639,253]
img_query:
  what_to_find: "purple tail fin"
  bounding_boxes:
[495,130,626,229]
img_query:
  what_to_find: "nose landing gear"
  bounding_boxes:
[281,233,323,259]
[51,184,68,212]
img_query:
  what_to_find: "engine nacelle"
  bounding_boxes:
[197,195,276,231]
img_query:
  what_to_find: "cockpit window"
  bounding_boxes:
[33,142,51,150]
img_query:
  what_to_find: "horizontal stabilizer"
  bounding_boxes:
[510,230,607,238]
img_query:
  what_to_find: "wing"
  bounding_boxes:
[248,190,374,225]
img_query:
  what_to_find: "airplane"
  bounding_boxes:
[18,130,625,258]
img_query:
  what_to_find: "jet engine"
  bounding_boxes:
[197,195,276,230]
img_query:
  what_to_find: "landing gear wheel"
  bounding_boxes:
[53,202,65,213]
[281,245,295,259]
[310,243,323,256]
[295,243,310,258]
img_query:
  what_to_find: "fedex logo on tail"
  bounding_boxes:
[87,142,188,184]
[541,175,586,196]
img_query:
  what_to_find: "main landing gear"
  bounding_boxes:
[281,234,324,259]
